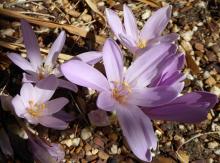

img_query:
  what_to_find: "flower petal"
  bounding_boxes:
[42,97,68,116]
[76,51,102,65]
[22,73,38,83]
[116,104,157,162]
[57,79,78,92]
[61,60,110,92]
[140,5,172,40]
[45,31,66,66]
[97,91,115,111]
[88,110,110,127]
[119,33,138,50]
[0,128,14,157]
[7,53,34,72]
[20,83,35,106]
[128,85,180,107]
[21,20,42,69]
[143,91,218,123]
[103,39,123,82]
[156,33,179,43]
[34,75,58,103]
[39,116,68,130]
[125,43,174,87]
[12,95,26,118]
[28,137,57,163]
[105,8,125,39]
[123,5,138,40]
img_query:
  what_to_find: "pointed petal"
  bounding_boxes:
[0,95,13,112]
[116,104,157,162]
[119,34,138,53]
[129,85,179,107]
[57,79,78,92]
[143,92,218,123]
[156,33,179,43]
[22,73,38,83]
[21,20,42,69]
[7,53,34,72]
[88,110,110,127]
[125,43,174,87]
[53,111,75,122]
[140,5,172,40]
[61,60,110,92]
[105,8,125,39]
[34,76,58,103]
[12,95,26,118]
[20,83,35,106]
[123,5,138,40]
[76,51,102,65]
[28,138,57,163]
[0,128,14,157]
[42,97,69,116]
[103,39,123,82]
[45,31,66,66]
[97,91,115,111]
[39,116,68,130]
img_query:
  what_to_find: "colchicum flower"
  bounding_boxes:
[7,20,102,92]
[12,76,69,130]
[61,39,186,161]
[28,133,64,163]
[141,47,218,122]
[106,5,178,56]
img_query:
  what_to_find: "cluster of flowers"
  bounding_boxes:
[4,4,218,162]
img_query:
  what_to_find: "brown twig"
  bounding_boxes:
[0,40,73,61]
[0,8,106,45]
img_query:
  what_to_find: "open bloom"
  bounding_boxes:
[7,20,102,92]
[142,49,218,123]
[12,76,69,130]
[106,5,178,56]
[28,133,64,163]
[61,39,184,161]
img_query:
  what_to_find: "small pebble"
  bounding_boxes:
[208,141,219,149]
[141,9,151,20]
[110,144,118,154]
[98,151,109,160]
[81,128,92,140]
[181,30,193,41]
[72,138,80,147]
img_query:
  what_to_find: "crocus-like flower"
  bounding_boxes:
[106,5,178,56]
[28,133,64,163]
[7,20,102,92]
[142,49,218,123]
[12,76,69,130]
[61,39,184,161]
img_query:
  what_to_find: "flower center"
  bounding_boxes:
[112,81,131,104]
[37,64,53,80]
[137,38,147,49]
[27,100,45,117]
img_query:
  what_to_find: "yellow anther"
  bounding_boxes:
[27,100,46,117]
[112,81,131,104]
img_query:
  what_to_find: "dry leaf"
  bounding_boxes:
[84,0,106,24]
[135,0,161,8]
[185,53,200,75]
[0,8,105,45]
[152,156,176,163]
[177,150,190,163]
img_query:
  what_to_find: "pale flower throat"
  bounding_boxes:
[37,63,59,80]
[112,81,131,104]
[27,100,45,117]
